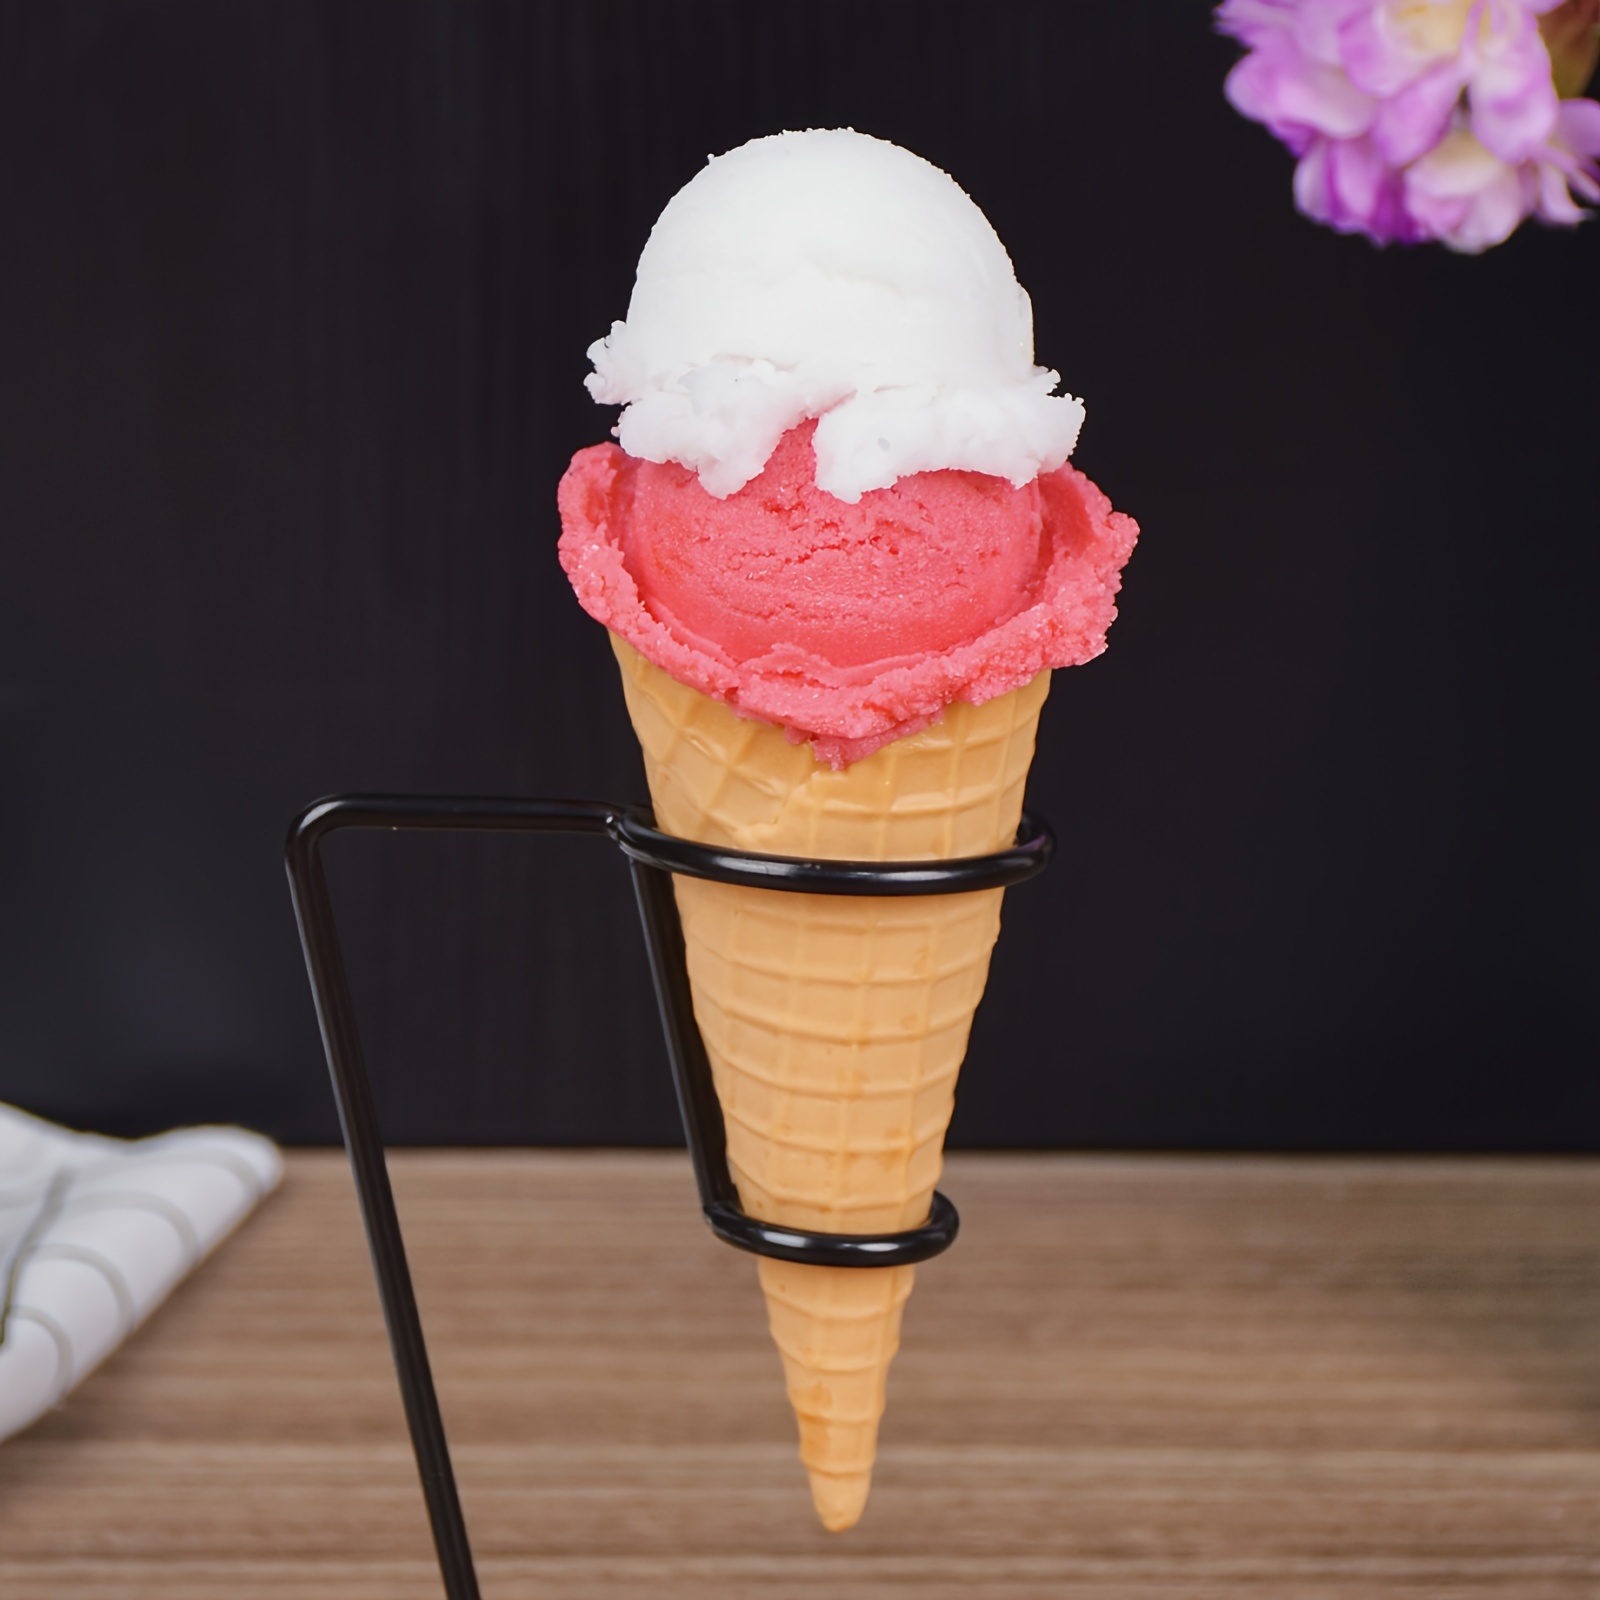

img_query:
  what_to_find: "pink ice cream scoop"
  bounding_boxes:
[557,128,1137,766]
[595,422,1045,668]
[558,422,1136,767]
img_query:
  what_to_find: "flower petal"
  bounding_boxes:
[1226,32,1378,140]
[1405,127,1532,249]
[1472,64,1562,159]
[1292,134,1416,241]
[1556,95,1600,157]
[1373,59,1470,162]
[1535,158,1589,218]
[1293,138,1339,221]
[1307,0,1387,68]
[1340,3,1453,95]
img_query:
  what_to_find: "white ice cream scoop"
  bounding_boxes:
[586,128,1084,501]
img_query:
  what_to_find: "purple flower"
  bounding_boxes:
[1217,0,1600,251]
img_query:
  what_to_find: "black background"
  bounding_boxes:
[1,1,1595,1149]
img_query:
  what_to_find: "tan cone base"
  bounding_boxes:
[612,636,1047,1529]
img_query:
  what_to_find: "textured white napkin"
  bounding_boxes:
[0,1102,283,1443]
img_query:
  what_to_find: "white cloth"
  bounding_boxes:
[0,1102,283,1443]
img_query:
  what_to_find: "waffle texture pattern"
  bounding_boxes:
[614,636,1046,1530]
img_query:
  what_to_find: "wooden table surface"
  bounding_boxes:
[1,1151,1597,1598]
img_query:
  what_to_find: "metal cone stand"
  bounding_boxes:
[285,793,1054,1600]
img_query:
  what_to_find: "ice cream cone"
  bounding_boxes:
[612,635,1048,1530]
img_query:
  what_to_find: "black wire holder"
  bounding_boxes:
[285,793,1053,1600]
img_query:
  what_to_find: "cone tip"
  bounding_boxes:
[810,1467,873,1532]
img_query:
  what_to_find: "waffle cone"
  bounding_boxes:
[612,636,1048,1530]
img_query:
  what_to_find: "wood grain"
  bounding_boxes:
[0,1152,1596,1598]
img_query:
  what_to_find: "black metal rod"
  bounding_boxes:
[614,807,1053,895]
[286,796,625,1600]
[292,792,619,841]
[285,791,1055,1600]
[704,1190,960,1267]
[287,809,483,1600]
[627,858,740,1215]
